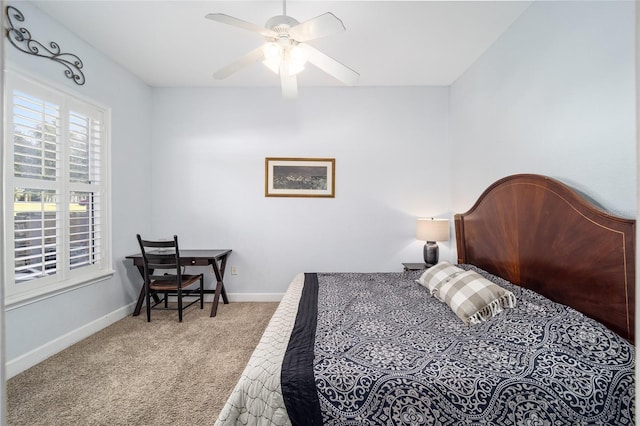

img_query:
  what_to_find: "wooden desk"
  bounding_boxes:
[126,249,232,317]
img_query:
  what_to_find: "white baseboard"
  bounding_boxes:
[6,302,136,379]
[165,293,284,303]
[213,292,284,302]
[6,294,283,378]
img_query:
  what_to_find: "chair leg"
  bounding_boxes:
[145,283,151,322]
[178,288,183,322]
[164,291,168,308]
[200,275,204,309]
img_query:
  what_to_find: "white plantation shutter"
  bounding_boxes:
[4,71,112,304]
[13,189,60,282]
[13,90,60,181]
[67,104,104,272]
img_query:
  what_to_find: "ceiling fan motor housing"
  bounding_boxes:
[265,15,300,35]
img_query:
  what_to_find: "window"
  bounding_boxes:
[4,71,112,305]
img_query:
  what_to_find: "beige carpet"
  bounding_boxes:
[6,302,278,426]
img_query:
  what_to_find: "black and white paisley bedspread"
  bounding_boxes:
[284,267,635,425]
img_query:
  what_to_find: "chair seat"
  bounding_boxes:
[149,274,204,291]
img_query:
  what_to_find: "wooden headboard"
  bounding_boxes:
[455,174,635,342]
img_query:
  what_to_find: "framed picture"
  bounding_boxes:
[265,157,335,198]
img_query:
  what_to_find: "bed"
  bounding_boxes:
[215,174,635,425]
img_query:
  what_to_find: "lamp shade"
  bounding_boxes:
[416,218,450,242]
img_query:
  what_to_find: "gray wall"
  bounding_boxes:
[150,86,451,295]
[449,0,636,218]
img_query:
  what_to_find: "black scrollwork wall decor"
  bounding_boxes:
[5,5,85,85]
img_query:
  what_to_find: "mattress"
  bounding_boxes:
[216,267,635,425]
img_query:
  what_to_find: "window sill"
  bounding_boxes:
[5,269,115,311]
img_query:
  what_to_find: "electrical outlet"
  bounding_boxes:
[231,266,238,275]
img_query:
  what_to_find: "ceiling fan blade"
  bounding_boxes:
[289,12,346,42]
[298,44,359,86]
[213,47,265,80]
[280,70,298,100]
[205,13,277,37]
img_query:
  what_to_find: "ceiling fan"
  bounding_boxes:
[205,1,359,100]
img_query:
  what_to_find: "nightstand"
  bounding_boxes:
[402,262,429,272]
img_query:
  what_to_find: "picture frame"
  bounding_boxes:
[265,157,335,198]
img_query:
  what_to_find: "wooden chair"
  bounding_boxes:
[136,234,204,322]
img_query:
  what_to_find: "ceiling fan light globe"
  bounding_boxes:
[262,42,282,74]
[286,45,307,76]
[263,42,282,61]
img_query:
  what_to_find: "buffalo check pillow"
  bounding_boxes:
[434,270,516,325]
[415,262,465,293]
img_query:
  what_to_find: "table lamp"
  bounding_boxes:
[416,218,450,265]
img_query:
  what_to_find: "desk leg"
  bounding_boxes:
[132,266,161,316]
[210,254,230,317]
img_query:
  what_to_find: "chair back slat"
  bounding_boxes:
[146,255,179,270]
[138,239,176,249]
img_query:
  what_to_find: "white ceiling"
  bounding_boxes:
[31,1,532,88]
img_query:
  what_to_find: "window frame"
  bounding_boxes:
[3,69,113,307]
